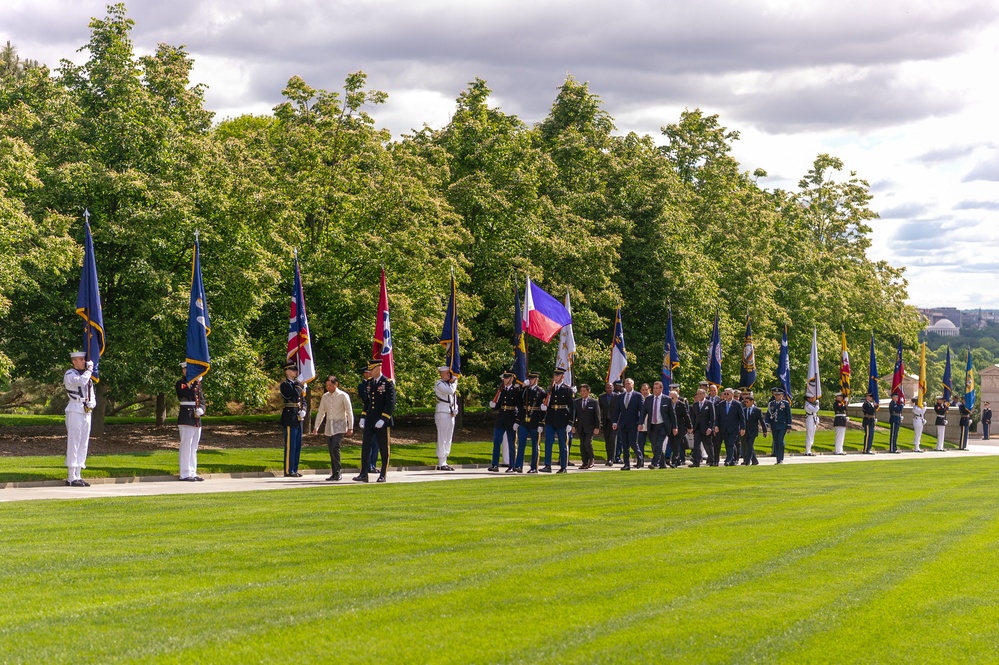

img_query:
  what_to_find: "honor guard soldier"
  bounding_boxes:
[766,387,792,464]
[357,364,377,473]
[355,358,396,482]
[515,372,545,473]
[64,351,96,487]
[861,392,878,454]
[177,362,205,481]
[280,362,306,477]
[982,402,992,440]
[803,395,820,456]
[910,397,926,452]
[832,393,848,455]
[434,366,458,471]
[933,396,948,451]
[541,367,575,473]
[488,371,520,472]
[887,393,904,453]
[958,401,972,451]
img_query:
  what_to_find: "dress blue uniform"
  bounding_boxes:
[279,364,305,477]
[489,373,521,471]
[861,395,878,453]
[543,370,575,473]
[766,389,792,464]
[888,396,904,453]
[516,374,545,472]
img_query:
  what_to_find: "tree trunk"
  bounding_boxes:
[155,392,166,427]
[91,381,108,437]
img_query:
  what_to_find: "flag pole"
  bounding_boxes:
[83,209,94,413]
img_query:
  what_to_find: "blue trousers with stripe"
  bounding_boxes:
[284,426,302,474]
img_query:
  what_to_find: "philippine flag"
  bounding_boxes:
[522,277,572,343]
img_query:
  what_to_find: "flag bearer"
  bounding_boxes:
[280,362,306,477]
[177,362,205,481]
[64,351,95,487]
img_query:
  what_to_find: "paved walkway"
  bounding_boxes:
[2,443,998,503]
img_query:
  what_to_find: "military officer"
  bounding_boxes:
[280,362,306,477]
[861,392,878,454]
[515,372,545,473]
[803,394,819,456]
[434,366,458,471]
[766,387,792,464]
[488,371,520,472]
[982,402,992,440]
[176,362,205,481]
[741,392,767,466]
[832,393,848,455]
[933,396,948,451]
[355,357,396,482]
[887,392,904,453]
[958,401,972,451]
[542,367,575,474]
[64,351,96,487]
[572,384,601,469]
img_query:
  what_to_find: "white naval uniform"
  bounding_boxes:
[804,400,820,454]
[434,378,458,466]
[911,405,926,451]
[64,367,95,482]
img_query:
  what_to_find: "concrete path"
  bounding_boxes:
[2,443,998,503]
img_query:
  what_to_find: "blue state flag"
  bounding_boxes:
[740,315,757,389]
[706,313,722,386]
[965,348,975,411]
[75,213,105,381]
[185,235,211,383]
[440,273,462,377]
[512,286,528,384]
[661,309,680,386]
[942,346,952,403]
[868,334,880,405]
[777,325,792,399]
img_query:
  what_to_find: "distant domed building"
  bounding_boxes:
[927,318,959,336]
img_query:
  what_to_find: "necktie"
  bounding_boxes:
[654,397,660,424]
[625,392,630,409]
[726,402,730,414]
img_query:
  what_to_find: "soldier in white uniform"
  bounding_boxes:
[911,397,927,452]
[803,395,820,456]
[434,366,458,470]
[64,351,96,487]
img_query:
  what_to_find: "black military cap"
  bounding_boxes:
[367,358,384,369]
[527,371,540,379]
[501,371,515,379]
[355,364,369,374]
[283,361,298,371]
[553,367,567,375]
[771,386,784,394]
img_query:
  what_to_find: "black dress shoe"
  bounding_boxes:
[326,475,338,481]
[70,479,89,487]
[527,468,538,474]
[568,462,576,466]
[556,468,567,474]
[505,467,517,473]
[487,466,499,472]
[620,466,631,471]
[65,480,73,486]
[376,475,386,483]
[194,476,205,481]
[604,461,613,467]
[180,477,197,482]
[540,466,552,473]
[352,475,369,482]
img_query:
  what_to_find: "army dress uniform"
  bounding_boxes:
[832,396,849,455]
[542,370,575,473]
[357,367,378,472]
[766,389,793,464]
[861,395,878,454]
[280,365,306,477]
[177,363,205,481]
[361,359,396,482]
[64,351,96,486]
[489,373,521,472]
[515,374,546,472]
[958,403,972,451]
[887,397,904,453]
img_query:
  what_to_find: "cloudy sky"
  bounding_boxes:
[4,0,999,309]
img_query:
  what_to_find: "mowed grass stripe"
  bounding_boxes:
[0,459,997,663]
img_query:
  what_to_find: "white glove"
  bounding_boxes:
[944,419,948,425]
[85,360,94,370]
[195,407,205,417]
[899,415,904,423]
[566,425,572,434]
[489,401,496,408]
[359,418,366,429]
[513,423,520,432]
[375,419,385,429]
[538,427,544,435]
[540,404,548,412]
[86,399,97,409]
[298,409,306,420]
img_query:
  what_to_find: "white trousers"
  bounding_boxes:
[804,418,817,454]
[179,425,202,479]
[435,412,455,465]
[912,420,924,451]
[833,426,846,454]
[65,410,91,481]
[936,425,946,451]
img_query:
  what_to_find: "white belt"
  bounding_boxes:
[180,401,197,406]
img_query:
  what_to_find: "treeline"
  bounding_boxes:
[0,4,924,419]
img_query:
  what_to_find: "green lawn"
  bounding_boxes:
[0,425,961,483]
[1,457,998,663]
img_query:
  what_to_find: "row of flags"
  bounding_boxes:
[71,215,979,414]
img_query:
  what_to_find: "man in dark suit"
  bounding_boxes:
[598,381,621,466]
[635,383,653,465]
[983,402,991,440]
[572,384,601,469]
[689,388,714,468]
[669,386,692,468]
[644,381,677,469]
[861,391,878,454]
[715,388,746,466]
[741,392,767,465]
[706,383,722,465]
[613,378,645,470]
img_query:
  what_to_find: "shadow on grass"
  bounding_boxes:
[0,472,61,483]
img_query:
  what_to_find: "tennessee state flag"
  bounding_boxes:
[372,268,395,381]
[287,255,316,384]
[523,276,572,343]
